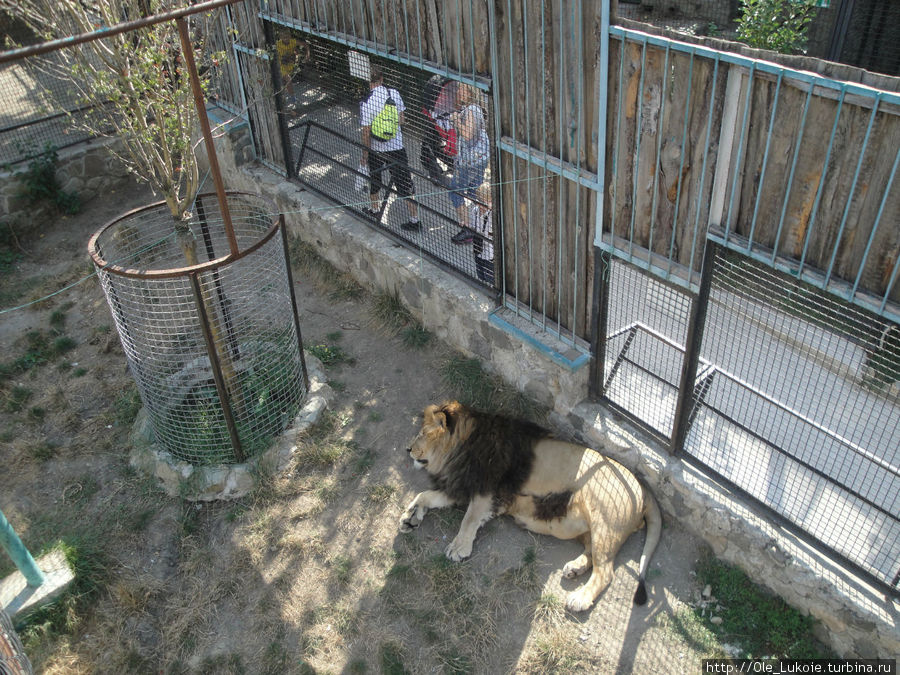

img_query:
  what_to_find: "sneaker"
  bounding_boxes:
[400,220,421,232]
[451,228,474,244]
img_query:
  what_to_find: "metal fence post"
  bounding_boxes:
[589,247,611,400]
[262,19,296,177]
[0,510,44,588]
[670,239,716,454]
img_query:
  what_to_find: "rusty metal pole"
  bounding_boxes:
[175,16,239,257]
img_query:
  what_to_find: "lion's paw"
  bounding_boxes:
[445,537,472,561]
[565,588,596,613]
[399,505,424,532]
[562,555,592,579]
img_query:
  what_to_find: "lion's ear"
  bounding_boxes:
[423,404,439,423]
[433,411,447,430]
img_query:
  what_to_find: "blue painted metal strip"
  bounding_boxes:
[798,86,845,277]
[725,61,756,240]
[852,145,900,298]
[647,43,671,259]
[497,141,599,190]
[690,52,719,276]
[0,509,45,588]
[668,49,695,278]
[772,84,813,262]
[490,309,590,371]
[233,42,269,59]
[748,70,783,251]
[594,0,611,251]
[611,25,900,109]
[258,11,491,90]
[825,94,882,286]
[628,36,649,263]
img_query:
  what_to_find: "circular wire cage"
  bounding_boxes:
[89,191,308,465]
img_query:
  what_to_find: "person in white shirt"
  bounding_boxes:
[467,183,494,285]
[359,65,420,231]
[449,83,490,245]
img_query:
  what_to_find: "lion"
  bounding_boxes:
[399,401,662,612]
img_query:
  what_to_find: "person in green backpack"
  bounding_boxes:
[360,65,420,231]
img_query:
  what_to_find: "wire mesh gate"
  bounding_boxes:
[597,241,900,593]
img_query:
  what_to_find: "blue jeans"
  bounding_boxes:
[449,162,487,209]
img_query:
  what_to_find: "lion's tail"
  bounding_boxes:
[633,485,662,606]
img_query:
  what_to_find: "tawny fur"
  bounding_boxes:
[400,401,662,612]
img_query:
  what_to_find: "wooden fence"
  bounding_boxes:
[218,0,900,333]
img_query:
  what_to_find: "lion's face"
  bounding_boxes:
[407,404,454,473]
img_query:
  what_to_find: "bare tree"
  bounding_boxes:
[4,0,249,417]
[3,0,221,236]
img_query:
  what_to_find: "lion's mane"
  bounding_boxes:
[429,402,550,506]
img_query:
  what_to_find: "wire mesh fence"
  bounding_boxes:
[89,192,309,466]
[0,51,100,166]
[269,23,498,290]
[600,246,900,592]
[686,249,900,589]
[602,258,692,440]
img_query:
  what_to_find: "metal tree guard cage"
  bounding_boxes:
[89,191,308,465]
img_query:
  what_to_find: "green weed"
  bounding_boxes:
[366,483,396,504]
[371,289,414,333]
[289,237,364,300]
[330,554,353,585]
[29,442,59,461]
[379,642,410,675]
[13,143,81,215]
[694,555,830,658]
[5,385,32,413]
[440,355,546,421]
[308,343,353,368]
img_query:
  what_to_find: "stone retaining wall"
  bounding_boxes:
[0,137,131,235]
[203,111,899,658]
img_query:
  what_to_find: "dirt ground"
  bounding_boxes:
[1,180,724,674]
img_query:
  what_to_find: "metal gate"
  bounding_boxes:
[594,18,900,594]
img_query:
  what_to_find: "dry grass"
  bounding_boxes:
[2,203,744,674]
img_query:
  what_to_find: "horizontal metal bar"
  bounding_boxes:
[0,0,243,64]
[714,366,900,479]
[707,230,900,325]
[258,12,490,91]
[682,454,899,596]
[233,42,270,60]
[610,26,900,110]
[597,236,700,293]
[620,322,900,478]
[499,137,599,189]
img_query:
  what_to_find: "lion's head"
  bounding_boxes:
[406,402,465,473]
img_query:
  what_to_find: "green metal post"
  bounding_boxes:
[0,509,45,588]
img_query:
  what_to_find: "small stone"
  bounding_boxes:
[710,616,723,625]
[702,584,712,598]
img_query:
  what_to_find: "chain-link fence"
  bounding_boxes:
[90,192,309,466]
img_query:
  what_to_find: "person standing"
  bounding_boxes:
[276,29,307,106]
[468,183,495,285]
[448,83,490,244]
[360,65,420,231]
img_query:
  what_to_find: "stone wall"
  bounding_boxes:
[0,137,131,236]
[202,112,900,659]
